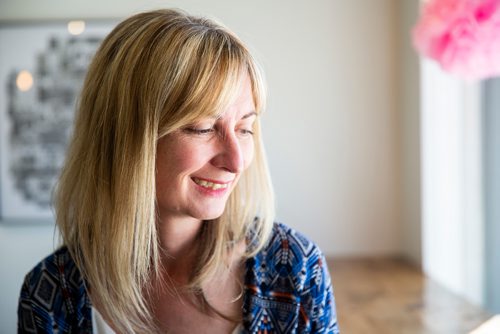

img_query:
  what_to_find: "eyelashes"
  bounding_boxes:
[184,127,215,135]
[238,129,254,136]
[183,126,254,137]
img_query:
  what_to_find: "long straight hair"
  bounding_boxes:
[55,9,275,333]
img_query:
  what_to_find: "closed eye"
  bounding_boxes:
[238,129,254,136]
[184,127,215,135]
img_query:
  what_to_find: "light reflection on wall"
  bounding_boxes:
[67,20,85,35]
[15,70,33,92]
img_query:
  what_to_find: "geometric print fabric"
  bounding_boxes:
[18,222,339,333]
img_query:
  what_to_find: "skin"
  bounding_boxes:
[153,73,257,333]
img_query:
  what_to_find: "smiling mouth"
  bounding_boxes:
[192,177,230,190]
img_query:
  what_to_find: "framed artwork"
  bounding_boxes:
[0,20,115,222]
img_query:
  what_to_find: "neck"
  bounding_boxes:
[157,215,204,278]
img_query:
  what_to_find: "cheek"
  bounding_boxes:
[158,140,204,174]
[155,157,175,192]
[155,142,193,189]
[242,140,255,170]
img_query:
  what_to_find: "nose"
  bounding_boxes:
[212,132,244,173]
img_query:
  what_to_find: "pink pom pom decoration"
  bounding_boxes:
[413,0,500,80]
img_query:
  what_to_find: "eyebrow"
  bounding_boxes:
[241,111,257,120]
[211,111,258,121]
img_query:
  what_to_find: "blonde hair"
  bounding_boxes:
[55,8,274,333]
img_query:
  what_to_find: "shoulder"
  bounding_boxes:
[247,222,327,295]
[18,247,91,332]
[21,247,82,299]
[267,222,322,258]
[264,222,326,272]
[22,246,77,286]
[244,223,339,333]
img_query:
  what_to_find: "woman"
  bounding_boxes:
[18,9,339,333]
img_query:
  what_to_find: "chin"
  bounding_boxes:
[196,206,226,221]
[202,211,225,221]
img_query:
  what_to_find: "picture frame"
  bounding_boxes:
[0,20,115,223]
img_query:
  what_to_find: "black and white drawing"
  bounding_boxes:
[0,22,114,221]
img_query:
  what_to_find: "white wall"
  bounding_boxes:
[421,59,484,306]
[0,0,403,332]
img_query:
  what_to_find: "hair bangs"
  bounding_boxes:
[157,29,265,138]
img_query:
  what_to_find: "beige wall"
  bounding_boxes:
[0,1,419,331]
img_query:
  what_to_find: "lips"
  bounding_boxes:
[192,177,231,190]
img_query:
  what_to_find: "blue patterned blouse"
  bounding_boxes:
[18,223,340,333]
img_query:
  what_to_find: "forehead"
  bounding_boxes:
[229,74,255,109]
[212,73,256,120]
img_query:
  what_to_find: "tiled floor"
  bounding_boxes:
[328,258,492,334]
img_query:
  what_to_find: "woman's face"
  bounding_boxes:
[155,74,257,223]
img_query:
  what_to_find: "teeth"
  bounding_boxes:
[193,178,229,190]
